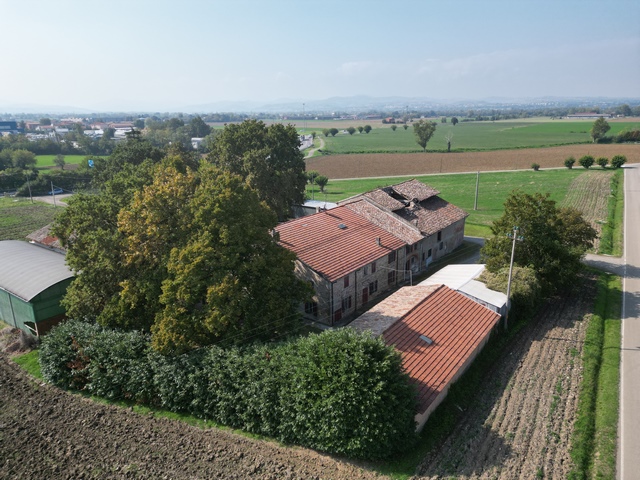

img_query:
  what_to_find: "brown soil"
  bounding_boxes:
[0,356,386,480]
[412,276,596,479]
[307,144,640,179]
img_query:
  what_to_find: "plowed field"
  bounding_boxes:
[307,144,640,179]
[413,276,596,479]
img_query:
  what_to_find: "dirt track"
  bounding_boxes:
[413,276,596,479]
[307,144,640,179]
[0,356,385,480]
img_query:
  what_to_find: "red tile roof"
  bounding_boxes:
[378,285,500,415]
[389,179,440,202]
[342,199,424,245]
[276,206,406,282]
[363,189,405,210]
[397,196,468,236]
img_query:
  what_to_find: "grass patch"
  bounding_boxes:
[36,154,100,169]
[313,169,585,238]
[12,350,43,379]
[598,169,624,256]
[319,121,640,155]
[0,196,60,240]
[568,272,621,479]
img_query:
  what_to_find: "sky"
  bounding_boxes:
[1,0,639,112]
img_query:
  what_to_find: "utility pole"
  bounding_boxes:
[505,226,524,330]
[51,181,57,208]
[26,174,33,204]
[474,171,479,210]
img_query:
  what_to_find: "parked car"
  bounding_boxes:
[48,188,63,195]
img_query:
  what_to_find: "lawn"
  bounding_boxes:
[318,121,640,154]
[0,196,59,240]
[36,154,101,168]
[308,168,588,237]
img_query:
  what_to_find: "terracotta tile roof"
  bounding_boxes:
[276,206,406,282]
[380,285,501,415]
[342,199,424,245]
[389,179,440,202]
[363,189,406,210]
[349,285,440,336]
[397,196,468,236]
[26,224,65,252]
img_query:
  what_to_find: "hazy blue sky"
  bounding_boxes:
[1,0,639,111]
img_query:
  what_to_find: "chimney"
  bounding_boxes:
[376,237,381,246]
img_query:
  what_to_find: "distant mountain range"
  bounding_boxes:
[1,95,638,116]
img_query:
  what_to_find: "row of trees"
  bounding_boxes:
[322,125,372,136]
[564,154,627,170]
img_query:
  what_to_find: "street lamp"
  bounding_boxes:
[505,226,524,330]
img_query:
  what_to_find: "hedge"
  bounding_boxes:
[39,320,418,459]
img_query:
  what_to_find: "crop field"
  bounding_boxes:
[317,120,640,154]
[0,197,59,241]
[306,143,640,180]
[36,154,98,169]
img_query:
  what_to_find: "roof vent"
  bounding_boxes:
[419,335,434,345]
[338,223,347,229]
[376,237,381,246]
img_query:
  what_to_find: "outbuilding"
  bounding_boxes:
[0,240,73,336]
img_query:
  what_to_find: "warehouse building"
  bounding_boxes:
[0,240,73,336]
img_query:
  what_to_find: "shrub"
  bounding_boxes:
[564,156,576,169]
[611,155,627,169]
[597,157,608,169]
[480,266,542,320]
[579,155,595,169]
[531,163,540,171]
[275,329,418,459]
[39,319,101,390]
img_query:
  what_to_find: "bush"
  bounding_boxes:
[39,323,418,460]
[531,163,540,171]
[39,319,101,390]
[611,155,627,169]
[480,266,542,320]
[579,155,595,169]
[275,329,418,459]
[564,156,576,169]
[597,157,608,169]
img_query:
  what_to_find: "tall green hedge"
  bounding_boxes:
[39,320,418,459]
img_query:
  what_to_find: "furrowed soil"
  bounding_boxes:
[0,356,384,480]
[412,275,596,479]
[307,144,640,179]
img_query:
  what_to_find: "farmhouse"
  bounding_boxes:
[276,205,416,325]
[349,284,501,431]
[0,240,73,336]
[340,179,468,273]
[277,179,468,325]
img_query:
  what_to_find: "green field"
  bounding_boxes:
[36,154,101,168]
[308,168,590,237]
[318,121,640,154]
[0,197,59,240]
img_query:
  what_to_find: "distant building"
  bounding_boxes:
[566,113,612,119]
[0,121,22,135]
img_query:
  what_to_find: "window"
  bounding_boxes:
[427,248,432,258]
[341,296,352,312]
[343,275,349,288]
[405,245,411,255]
[363,265,369,275]
[437,231,442,241]
[304,301,318,316]
[388,251,396,263]
[368,280,378,295]
[439,241,444,250]
[334,309,342,323]
[388,270,396,285]
[371,261,376,273]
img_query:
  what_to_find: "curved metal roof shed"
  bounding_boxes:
[0,240,74,336]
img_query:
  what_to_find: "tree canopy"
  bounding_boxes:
[413,119,437,152]
[590,117,611,143]
[481,191,596,293]
[207,119,306,220]
[54,155,308,355]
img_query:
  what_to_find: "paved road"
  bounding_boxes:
[617,164,640,480]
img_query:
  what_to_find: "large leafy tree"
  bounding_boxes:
[590,116,611,143]
[207,119,306,220]
[55,156,308,354]
[481,191,596,293]
[413,119,437,152]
